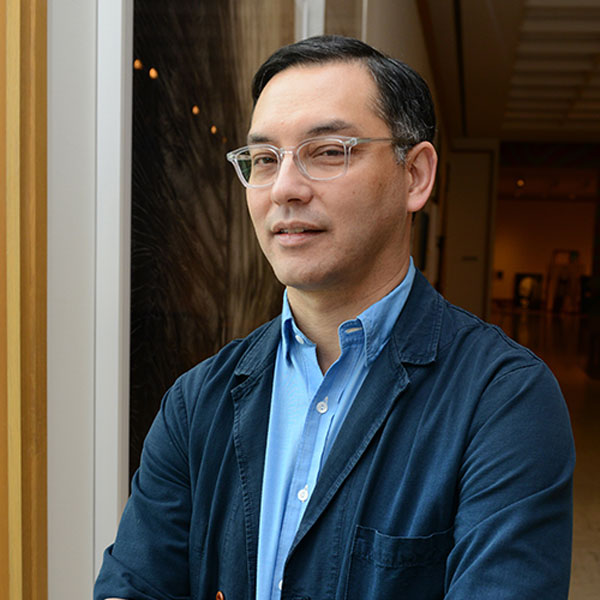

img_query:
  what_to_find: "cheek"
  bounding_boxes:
[342,179,407,244]
[246,194,267,229]
[345,176,403,222]
[372,173,407,218]
[246,197,275,258]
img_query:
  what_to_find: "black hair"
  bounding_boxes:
[251,35,436,160]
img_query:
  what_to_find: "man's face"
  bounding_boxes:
[246,61,413,300]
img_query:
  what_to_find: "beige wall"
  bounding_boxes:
[326,0,363,38]
[492,199,595,301]
[443,147,498,318]
[365,0,436,95]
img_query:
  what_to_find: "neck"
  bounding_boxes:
[287,263,410,373]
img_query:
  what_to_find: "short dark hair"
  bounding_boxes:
[251,35,436,161]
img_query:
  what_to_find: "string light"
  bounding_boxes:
[192,105,200,115]
[210,125,217,134]
[149,67,158,79]
[133,59,143,70]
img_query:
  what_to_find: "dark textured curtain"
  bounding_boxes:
[130,0,293,479]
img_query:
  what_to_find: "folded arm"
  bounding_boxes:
[446,362,575,598]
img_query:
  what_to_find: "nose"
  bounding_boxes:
[269,151,313,205]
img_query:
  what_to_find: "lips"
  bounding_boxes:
[277,227,319,234]
[271,222,325,246]
[272,219,324,234]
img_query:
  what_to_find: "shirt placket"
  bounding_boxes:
[270,350,342,596]
[272,327,364,597]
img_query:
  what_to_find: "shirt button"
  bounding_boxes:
[297,485,309,502]
[316,397,328,414]
[295,334,304,344]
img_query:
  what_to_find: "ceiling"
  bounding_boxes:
[421,0,600,143]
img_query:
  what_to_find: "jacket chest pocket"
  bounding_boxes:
[345,526,453,600]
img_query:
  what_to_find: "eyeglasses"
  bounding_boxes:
[226,136,401,188]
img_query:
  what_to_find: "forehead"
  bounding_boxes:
[249,61,387,141]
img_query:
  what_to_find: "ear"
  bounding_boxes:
[404,141,437,213]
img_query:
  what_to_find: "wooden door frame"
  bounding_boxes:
[1,1,47,599]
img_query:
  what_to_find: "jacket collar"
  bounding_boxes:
[388,268,443,367]
[234,316,281,377]
[234,268,442,379]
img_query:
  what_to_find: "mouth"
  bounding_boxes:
[276,227,321,234]
[271,223,325,246]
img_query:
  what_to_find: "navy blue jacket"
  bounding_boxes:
[95,271,575,599]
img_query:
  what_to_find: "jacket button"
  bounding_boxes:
[216,592,224,600]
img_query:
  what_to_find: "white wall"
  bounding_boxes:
[94,0,133,577]
[47,1,131,597]
[47,0,96,595]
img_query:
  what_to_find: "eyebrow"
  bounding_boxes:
[306,119,355,137]
[247,119,356,145]
[247,132,271,144]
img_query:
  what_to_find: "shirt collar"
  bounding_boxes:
[280,258,416,365]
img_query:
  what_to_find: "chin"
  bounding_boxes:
[281,276,339,295]
[271,262,341,293]
[275,271,323,291]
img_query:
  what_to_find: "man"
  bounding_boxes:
[95,35,575,600]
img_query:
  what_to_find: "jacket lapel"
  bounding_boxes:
[230,318,281,594]
[291,345,410,550]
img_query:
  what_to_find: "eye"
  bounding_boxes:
[303,142,346,167]
[312,143,345,157]
[250,151,277,168]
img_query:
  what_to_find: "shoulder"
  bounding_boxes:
[433,300,572,447]
[439,299,544,376]
[402,271,544,377]
[405,274,562,413]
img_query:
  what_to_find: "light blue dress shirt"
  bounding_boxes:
[256,260,416,599]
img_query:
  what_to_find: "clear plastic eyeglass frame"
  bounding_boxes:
[226,136,398,189]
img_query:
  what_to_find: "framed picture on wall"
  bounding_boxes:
[514,273,543,310]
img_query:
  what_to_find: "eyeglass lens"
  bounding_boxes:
[236,138,348,186]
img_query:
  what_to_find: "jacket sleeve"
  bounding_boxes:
[445,360,575,599]
[94,377,193,600]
